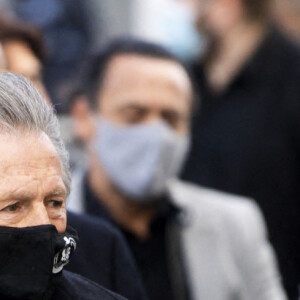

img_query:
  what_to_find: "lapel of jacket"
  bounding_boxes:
[166,179,238,300]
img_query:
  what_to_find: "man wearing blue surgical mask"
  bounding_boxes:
[68,38,286,300]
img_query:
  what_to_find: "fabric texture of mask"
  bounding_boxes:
[92,117,190,200]
[0,224,77,300]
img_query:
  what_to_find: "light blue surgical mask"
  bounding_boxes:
[92,117,190,201]
[134,0,207,62]
[156,1,208,62]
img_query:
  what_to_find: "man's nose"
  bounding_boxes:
[28,203,51,227]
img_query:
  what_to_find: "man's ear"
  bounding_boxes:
[70,95,95,143]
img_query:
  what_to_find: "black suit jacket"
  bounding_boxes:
[53,271,127,300]
[66,211,147,300]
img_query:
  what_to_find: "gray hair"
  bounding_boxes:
[0,72,71,194]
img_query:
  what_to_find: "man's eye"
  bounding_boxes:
[162,111,182,126]
[2,203,20,212]
[48,200,63,208]
[122,107,147,123]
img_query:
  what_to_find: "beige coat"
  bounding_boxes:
[167,179,287,300]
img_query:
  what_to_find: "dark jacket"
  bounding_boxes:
[66,211,147,300]
[53,270,126,299]
[182,26,300,299]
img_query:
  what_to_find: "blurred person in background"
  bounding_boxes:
[274,0,300,40]
[68,38,287,300]
[4,0,127,113]
[0,14,51,104]
[0,15,146,300]
[11,0,92,112]
[0,72,125,300]
[180,0,300,298]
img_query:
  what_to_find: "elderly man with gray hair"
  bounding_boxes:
[0,71,126,300]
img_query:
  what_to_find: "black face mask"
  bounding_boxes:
[0,224,77,300]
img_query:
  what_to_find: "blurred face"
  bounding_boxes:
[0,132,67,232]
[2,39,51,104]
[97,54,192,135]
[190,0,233,40]
[188,0,214,32]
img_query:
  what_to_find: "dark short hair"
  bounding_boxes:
[0,14,46,61]
[77,37,196,109]
[242,0,272,22]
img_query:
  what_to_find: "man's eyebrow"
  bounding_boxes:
[0,187,66,201]
[118,102,148,109]
[0,190,36,202]
[46,187,67,198]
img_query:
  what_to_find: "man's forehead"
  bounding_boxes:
[106,53,187,76]
[0,132,66,198]
[102,54,192,95]
[0,156,59,174]
[0,132,60,169]
[2,39,41,76]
